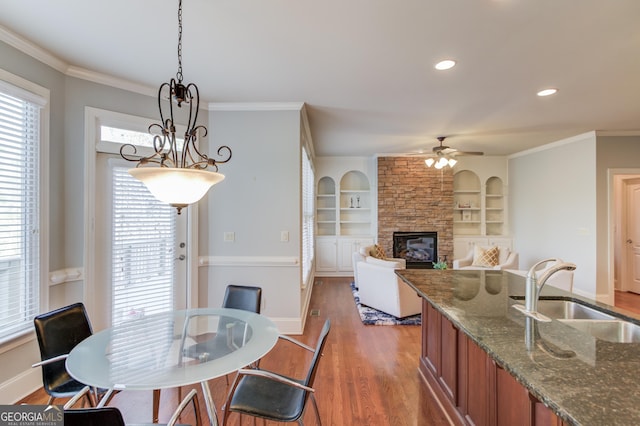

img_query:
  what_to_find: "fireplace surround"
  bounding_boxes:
[393,231,438,269]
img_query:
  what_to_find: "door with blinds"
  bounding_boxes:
[93,156,188,330]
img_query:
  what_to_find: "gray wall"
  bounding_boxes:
[509,133,598,297]
[595,135,640,297]
[198,109,308,325]
[510,132,640,301]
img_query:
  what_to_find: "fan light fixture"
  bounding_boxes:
[120,0,231,214]
[425,155,457,169]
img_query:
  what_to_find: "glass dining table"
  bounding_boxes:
[66,307,279,425]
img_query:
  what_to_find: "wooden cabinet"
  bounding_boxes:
[420,299,565,426]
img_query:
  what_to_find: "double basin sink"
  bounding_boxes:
[514,298,640,343]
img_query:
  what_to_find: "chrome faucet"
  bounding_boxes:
[525,258,576,314]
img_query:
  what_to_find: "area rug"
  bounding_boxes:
[350,282,421,326]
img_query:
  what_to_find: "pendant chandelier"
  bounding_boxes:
[120,0,231,214]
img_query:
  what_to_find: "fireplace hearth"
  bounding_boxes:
[393,231,438,269]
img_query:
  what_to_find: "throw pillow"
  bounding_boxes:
[372,244,387,259]
[471,246,499,267]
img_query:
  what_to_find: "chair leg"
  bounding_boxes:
[46,395,54,405]
[153,389,161,423]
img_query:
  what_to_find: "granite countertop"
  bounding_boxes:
[396,269,640,426]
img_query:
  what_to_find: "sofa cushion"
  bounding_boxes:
[472,246,499,267]
[372,244,387,259]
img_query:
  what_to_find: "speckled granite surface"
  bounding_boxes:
[396,269,640,426]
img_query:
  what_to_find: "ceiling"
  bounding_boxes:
[1,0,639,157]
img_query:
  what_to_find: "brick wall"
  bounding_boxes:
[377,157,454,265]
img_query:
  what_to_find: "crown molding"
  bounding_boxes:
[508,131,597,159]
[66,66,156,98]
[0,24,68,73]
[209,102,304,111]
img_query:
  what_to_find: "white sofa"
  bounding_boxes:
[453,245,519,270]
[352,246,422,318]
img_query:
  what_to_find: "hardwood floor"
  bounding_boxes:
[18,276,451,426]
[615,289,640,315]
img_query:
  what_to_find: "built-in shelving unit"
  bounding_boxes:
[485,176,504,236]
[453,170,481,236]
[452,159,510,259]
[339,171,371,237]
[314,159,374,276]
[316,176,336,236]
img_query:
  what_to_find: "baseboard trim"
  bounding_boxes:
[0,367,42,404]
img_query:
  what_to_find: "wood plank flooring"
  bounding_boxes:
[17,276,451,426]
[615,290,640,315]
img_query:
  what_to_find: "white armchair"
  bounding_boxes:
[352,246,421,318]
[453,245,519,270]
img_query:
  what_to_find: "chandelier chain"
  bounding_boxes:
[176,0,183,83]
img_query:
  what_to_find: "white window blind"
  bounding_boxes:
[111,166,176,325]
[301,147,315,287]
[0,90,41,341]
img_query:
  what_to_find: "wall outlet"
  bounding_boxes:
[224,232,235,242]
[280,231,289,242]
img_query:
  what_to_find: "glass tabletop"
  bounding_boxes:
[66,307,279,391]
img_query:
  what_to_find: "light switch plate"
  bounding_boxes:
[224,232,235,242]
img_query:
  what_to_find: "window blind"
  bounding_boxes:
[111,166,176,325]
[301,147,315,287]
[0,90,41,341]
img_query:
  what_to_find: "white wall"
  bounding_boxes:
[509,132,598,298]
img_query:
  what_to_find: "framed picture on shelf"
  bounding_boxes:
[462,210,472,222]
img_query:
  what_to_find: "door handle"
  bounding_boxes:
[175,254,186,261]
[627,239,633,244]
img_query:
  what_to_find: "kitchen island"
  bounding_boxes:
[396,269,640,426]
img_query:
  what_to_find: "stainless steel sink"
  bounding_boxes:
[559,319,640,343]
[535,300,615,321]
[511,298,640,343]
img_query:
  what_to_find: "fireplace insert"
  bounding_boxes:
[392,231,438,269]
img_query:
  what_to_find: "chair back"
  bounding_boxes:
[64,407,126,426]
[33,303,93,394]
[304,319,331,387]
[222,284,262,313]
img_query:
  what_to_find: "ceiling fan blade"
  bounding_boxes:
[452,151,484,156]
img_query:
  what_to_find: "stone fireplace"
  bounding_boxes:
[393,231,438,269]
[377,157,453,266]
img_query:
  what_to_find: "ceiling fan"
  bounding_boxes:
[424,136,483,168]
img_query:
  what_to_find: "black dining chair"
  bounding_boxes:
[32,302,101,405]
[183,284,262,362]
[221,319,331,426]
[64,386,202,426]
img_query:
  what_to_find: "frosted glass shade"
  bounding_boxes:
[129,167,225,209]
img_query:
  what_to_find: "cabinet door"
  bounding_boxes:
[316,238,337,272]
[338,238,373,271]
[462,336,494,426]
[440,314,458,403]
[497,365,532,426]
[424,302,441,375]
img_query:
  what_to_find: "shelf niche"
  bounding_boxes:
[316,176,336,236]
[339,170,371,236]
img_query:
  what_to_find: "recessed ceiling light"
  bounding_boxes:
[537,88,558,97]
[435,60,456,71]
